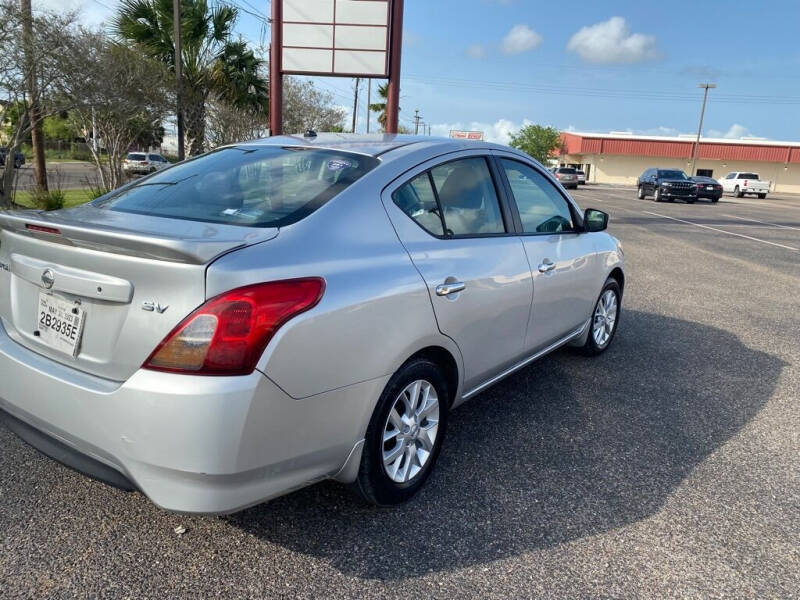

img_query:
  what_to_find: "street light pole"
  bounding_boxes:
[690,83,716,177]
[173,0,185,160]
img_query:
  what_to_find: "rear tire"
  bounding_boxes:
[734,186,744,198]
[685,197,696,204]
[350,357,449,506]
[582,278,621,356]
[711,197,719,203]
[758,193,766,199]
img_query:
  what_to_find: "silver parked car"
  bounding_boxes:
[123,152,170,175]
[0,134,624,513]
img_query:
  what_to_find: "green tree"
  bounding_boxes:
[114,0,267,155]
[509,124,563,164]
[368,82,403,132]
[42,113,80,141]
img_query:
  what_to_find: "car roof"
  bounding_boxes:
[233,133,520,162]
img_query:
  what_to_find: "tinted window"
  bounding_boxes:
[738,173,759,179]
[726,173,736,179]
[430,158,505,236]
[501,159,575,234]
[97,146,379,227]
[127,153,146,161]
[148,154,161,161]
[556,167,576,174]
[658,170,688,180]
[392,172,445,236]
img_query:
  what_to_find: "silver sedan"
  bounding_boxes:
[0,134,624,513]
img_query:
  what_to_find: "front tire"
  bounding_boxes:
[654,188,662,202]
[637,186,645,199]
[351,357,449,506]
[582,278,621,356]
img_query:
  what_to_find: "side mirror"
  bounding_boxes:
[584,208,608,232]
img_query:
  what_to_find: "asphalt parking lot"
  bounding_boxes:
[1,185,798,598]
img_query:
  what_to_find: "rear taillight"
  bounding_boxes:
[140,161,148,165]
[143,278,325,376]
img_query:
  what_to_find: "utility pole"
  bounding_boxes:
[20,0,47,192]
[365,79,372,134]
[691,83,716,177]
[352,78,361,133]
[269,0,283,136]
[413,109,421,135]
[173,0,185,160]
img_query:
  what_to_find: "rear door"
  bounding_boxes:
[494,154,599,351]
[382,152,533,391]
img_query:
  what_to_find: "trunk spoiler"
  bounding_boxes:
[0,209,278,265]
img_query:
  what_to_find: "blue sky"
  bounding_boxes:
[56,0,800,143]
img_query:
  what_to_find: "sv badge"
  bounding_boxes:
[142,301,169,314]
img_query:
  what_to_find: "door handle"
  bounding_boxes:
[538,259,556,273]
[436,281,466,296]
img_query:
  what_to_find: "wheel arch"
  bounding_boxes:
[405,345,461,408]
[608,267,625,296]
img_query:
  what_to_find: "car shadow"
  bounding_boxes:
[225,309,786,580]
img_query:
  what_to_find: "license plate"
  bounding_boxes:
[707,185,715,189]
[37,293,85,357]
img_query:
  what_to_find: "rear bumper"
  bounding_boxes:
[0,321,382,513]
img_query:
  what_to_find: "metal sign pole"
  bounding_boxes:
[385,0,404,134]
[269,0,283,136]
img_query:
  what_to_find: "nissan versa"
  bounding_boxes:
[0,134,624,513]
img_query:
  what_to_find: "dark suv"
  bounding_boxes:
[637,168,697,203]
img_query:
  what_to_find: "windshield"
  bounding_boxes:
[658,170,688,180]
[97,146,379,227]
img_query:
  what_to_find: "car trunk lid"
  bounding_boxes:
[0,205,277,381]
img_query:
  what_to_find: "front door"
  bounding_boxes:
[382,154,533,392]
[495,156,599,351]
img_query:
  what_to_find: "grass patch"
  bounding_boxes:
[14,188,94,209]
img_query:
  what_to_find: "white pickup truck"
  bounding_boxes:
[720,172,770,198]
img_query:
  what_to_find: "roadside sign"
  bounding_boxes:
[281,0,391,77]
[450,130,485,141]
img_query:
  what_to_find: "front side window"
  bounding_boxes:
[97,146,379,227]
[500,159,575,234]
[430,157,505,236]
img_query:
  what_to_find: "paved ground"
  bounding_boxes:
[14,162,98,191]
[1,186,798,598]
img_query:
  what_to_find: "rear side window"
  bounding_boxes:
[430,158,505,235]
[392,172,445,236]
[97,146,379,227]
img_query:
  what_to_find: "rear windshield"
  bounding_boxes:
[126,153,146,161]
[658,170,688,180]
[738,173,759,179]
[97,146,379,227]
[556,168,576,174]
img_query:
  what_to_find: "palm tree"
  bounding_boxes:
[115,0,267,155]
[369,82,390,131]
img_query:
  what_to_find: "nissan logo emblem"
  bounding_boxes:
[41,269,55,289]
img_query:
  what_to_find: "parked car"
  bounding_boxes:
[123,152,170,175]
[553,167,579,189]
[0,134,624,513]
[0,147,25,169]
[690,176,723,202]
[575,169,586,185]
[637,168,698,203]
[719,172,769,199]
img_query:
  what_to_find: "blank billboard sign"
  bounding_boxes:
[282,0,391,77]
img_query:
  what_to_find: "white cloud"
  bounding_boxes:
[567,17,658,64]
[466,44,487,59]
[502,24,543,55]
[707,124,753,139]
[430,119,533,145]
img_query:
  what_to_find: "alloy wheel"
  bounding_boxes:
[382,379,440,483]
[592,289,618,348]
